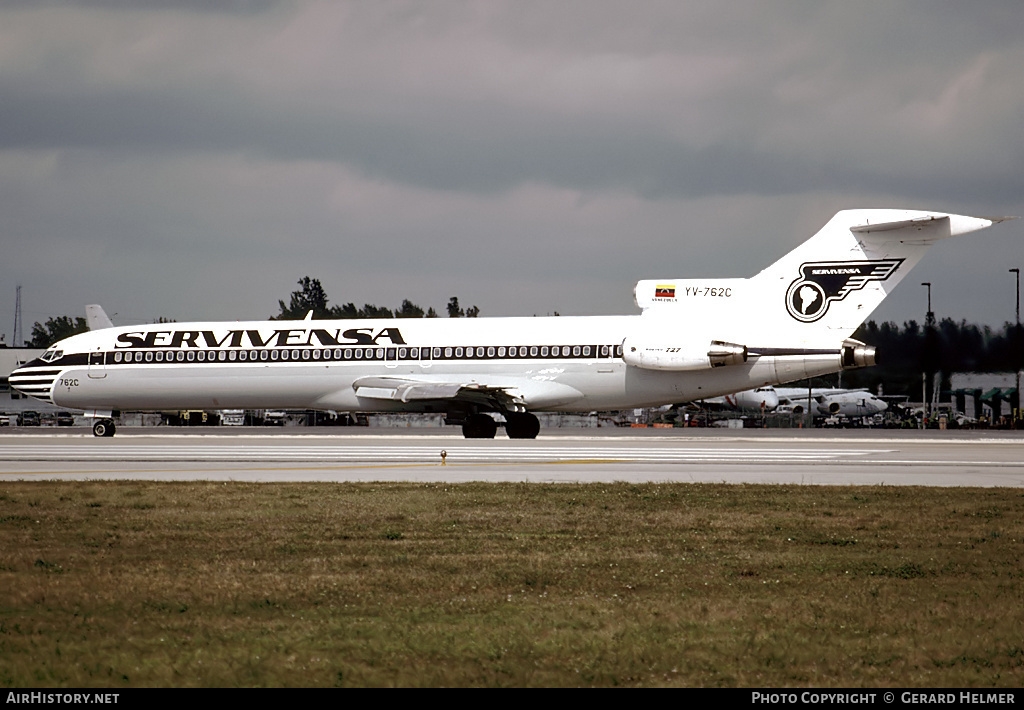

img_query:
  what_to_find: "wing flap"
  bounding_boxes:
[350,375,583,408]
[353,378,466,402]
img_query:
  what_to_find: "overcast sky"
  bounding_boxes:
[2,0,1022,344]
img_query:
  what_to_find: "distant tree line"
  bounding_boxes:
[23,278,482,348]
[842,319,1024,398]
[29,316,87,349]
[273,276,479,320]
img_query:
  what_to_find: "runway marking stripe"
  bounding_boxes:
[0,444,890,464]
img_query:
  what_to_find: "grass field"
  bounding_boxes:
[1,481,1022,687]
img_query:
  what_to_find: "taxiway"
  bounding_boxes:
[1,428,1022,486]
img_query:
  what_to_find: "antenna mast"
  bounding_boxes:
[13,284,22,347]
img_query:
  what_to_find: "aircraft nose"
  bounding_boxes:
[9,361,31,387]
[8,359,58,403]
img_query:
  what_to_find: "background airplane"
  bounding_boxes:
[696,386,781,413]
[774,387,887,418]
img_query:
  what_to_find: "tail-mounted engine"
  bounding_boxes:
[622,338,748,371]
[841,339,876,369]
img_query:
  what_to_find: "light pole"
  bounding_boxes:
[921,282,933,429]
[921,282,934,325]
[1012,268,1020,325]
[1012,268,1020,424]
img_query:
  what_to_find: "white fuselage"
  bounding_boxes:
[775,388,887,417]
[22,314,845,414]
[12,209,1003,429]
[707,386,782,413]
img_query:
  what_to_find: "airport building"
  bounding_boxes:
[950,372,1022,423]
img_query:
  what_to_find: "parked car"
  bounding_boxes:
[263,410,287,426]
[56,411,75,426]
[17,411,41,426]
[0,412,10,427]
[220,410,246,426]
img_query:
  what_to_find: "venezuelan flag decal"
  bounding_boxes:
[654,284,676,299]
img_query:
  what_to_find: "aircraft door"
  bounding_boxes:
[420,346,434,369]
[88,350,107,379]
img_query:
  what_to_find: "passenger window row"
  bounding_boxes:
[106,344,625,364]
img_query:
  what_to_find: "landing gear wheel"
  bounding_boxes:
[505,412,540,439]
[462,413,497,439]
[92,419,116,438]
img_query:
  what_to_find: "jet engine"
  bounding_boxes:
[622,339,748,371]
[841,339,876,369]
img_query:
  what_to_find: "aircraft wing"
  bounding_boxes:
[776,387,868,397]
[348,375,584,410]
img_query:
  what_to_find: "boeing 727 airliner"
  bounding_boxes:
[9,209,1011,438]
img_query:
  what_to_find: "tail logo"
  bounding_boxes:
[785,259,903,322]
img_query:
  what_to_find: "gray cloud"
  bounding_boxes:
[2,0,281,13]
[1,0,1022,342]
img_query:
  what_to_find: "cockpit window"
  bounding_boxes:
[41,348,62,362]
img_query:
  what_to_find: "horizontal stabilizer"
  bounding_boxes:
[849,216,949,234]
[848,213,1009,241]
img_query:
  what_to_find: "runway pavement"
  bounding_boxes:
[2,427,1023,485]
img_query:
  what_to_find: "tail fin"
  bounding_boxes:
[85,304,114,331]
[750,210,1007,346]
[635,210,1010,350]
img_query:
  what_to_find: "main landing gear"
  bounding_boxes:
[505,412,541,439]
[462,413,497,439]
[92,419,116,437]
[461,412,540,439]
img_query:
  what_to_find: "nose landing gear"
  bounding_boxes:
[92,419,116,437]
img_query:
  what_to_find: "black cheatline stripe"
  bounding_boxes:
[9,378,57,386]
[48,354,89,367]
[98,344,625,366]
